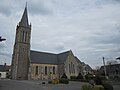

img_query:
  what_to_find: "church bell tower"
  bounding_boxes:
[11,4,31,80]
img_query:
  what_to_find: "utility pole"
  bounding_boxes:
[103,57,108,79]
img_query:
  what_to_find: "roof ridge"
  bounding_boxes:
[58,50,70,55]
[30,50,57,55]
[30,50,71,55]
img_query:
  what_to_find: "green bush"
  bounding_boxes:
[59,78,69,84]
[52,79,59,84]
[82,84,104,90]
[70,76,77,79]
[48,80,52,84]
[76,73,84,79]
[85,75,95,80]
[94,76,102,85]
[102,83,113,90]
[94,85,104,90]
[61,73,68,79]
[82,84,93,90]
[48,79,59,84]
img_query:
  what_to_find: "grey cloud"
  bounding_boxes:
[54,45,65,51]
[0,7,11,16]
[0,43,6,49]
[0,43,11,57]
[0,52,11,57]
[28,1,52,15]
[87,34,120,45]
[0,0,16,16]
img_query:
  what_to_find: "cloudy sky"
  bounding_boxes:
[0,0,120,69]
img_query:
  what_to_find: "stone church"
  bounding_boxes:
[11,5,91,80]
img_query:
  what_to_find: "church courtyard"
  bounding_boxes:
[0,80,120,90]
[0,80,83,90]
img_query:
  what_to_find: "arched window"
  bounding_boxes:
[53,66,55,74]
[69,64,71,74]
[25,32,27,42]
[35,66,38,75]
[45,66,47,75]
[73,64,75,74]
[22,31,25,42]
[71,62,73,73]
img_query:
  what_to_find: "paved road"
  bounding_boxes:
[0,80,119,90]
[0,80,83,90]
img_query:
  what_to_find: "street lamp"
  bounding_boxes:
[0,36,6,42]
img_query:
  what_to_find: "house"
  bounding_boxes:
[29,50,81,80]
[0,63,11,79]
[99,64,120,77]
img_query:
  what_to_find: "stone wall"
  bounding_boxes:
[30,63,58,80]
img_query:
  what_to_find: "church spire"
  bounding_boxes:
[20,3,29,27]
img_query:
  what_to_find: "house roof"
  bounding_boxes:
[75,56,82,64]
[57,51,70,64]
[85,64,92,71]
[30,50,58,64]
[0,65,4,71]
[0,65,10,72]
[100,64,120,72]
[30,50,70,64]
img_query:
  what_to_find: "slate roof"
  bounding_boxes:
[0,65,4,71]
[57,51,70,64]
[75,56,82,64]
[99,64,120,74]
[85,64,92,71]
[30,50,70,64]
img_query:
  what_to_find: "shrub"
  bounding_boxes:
[61,73,68,79]
[94,76,102,85]
[70,76,77,79]
[48,79,59,84]
[52,79,59,84]
[48,80,52,84]
[102,83,113,90]
[59,78,69,84]
[76,73,84,79]
[85,75,94,80]
[94,85,104,90]
[82,84,104,90]
[82,84,93,90]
